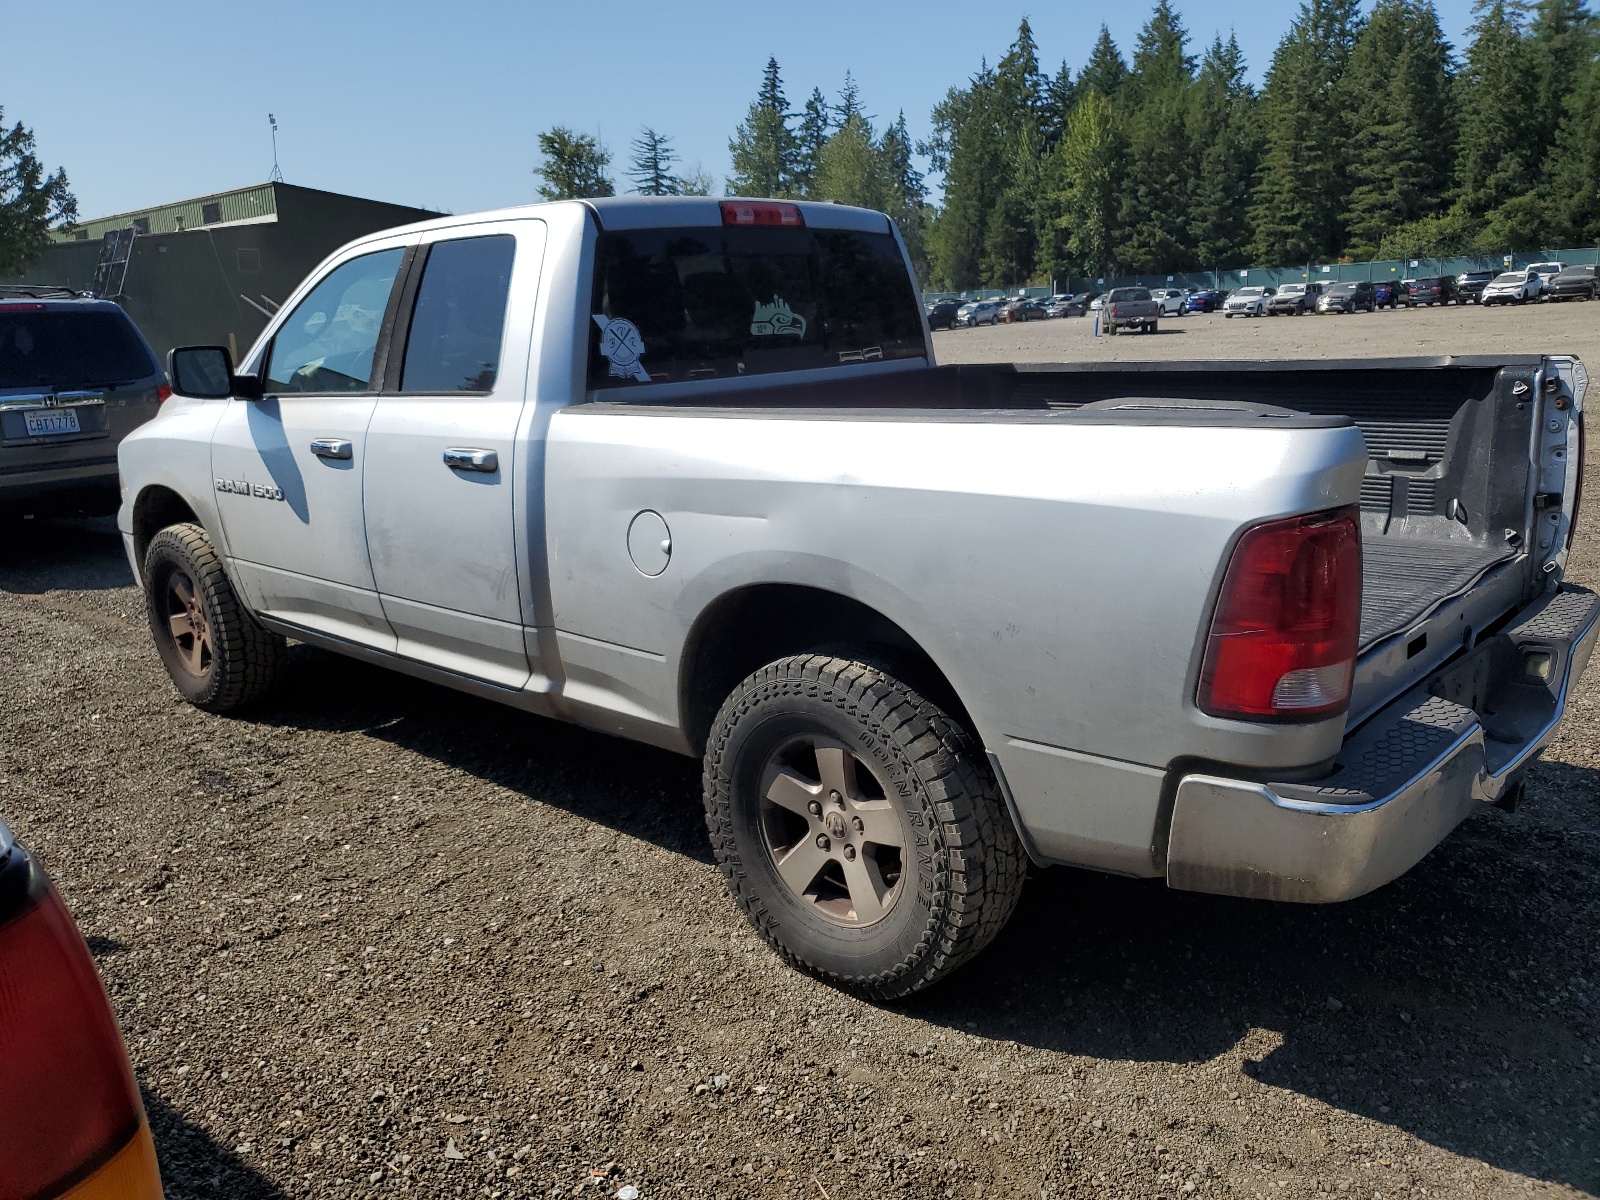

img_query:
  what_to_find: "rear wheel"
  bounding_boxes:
[144,523,286,712]
[702,655,1027,999]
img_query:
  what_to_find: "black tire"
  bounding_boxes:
[702,654,1027,999]
[143,522,286,713]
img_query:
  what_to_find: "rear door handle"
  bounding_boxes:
[443,447,498,473]
[309,438,353,460]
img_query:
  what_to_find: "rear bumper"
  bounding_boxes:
[1167,585,1600,902]
[0,460,119,514]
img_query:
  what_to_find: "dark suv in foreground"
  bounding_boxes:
[1402,277,1457,306]
[1456,270,1497,304]
[0,294,165,515]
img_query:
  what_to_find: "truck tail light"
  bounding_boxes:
[0,852,161,1200]
[1198,506,1362,721]
[720,201,804,227]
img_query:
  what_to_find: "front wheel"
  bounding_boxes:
[143,523,286,712]
[702,655,1027,999]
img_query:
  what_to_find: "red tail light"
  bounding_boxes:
[0,865,147,1199]
[1198,506,1362,721]
[720,201,804,227]
[155,384,172,404]
[0,303,47,313]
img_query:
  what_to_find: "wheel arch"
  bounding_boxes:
[678,582,978,760]
[131,485,201,577]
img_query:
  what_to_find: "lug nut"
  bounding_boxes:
[816,834,831,852]
[807,800,822,816]
[843,844,857,861]
[829,790,842,805]
[852,816,865,834]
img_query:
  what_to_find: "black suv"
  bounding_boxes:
[0,293,166,515]
[924,300,962,330]
[1402,277,1457,306]
[1456,270,1497,304]
[1545,265,1598,301]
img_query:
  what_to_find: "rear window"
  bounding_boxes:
[0,308,155,390]
[1107,288,1150,302]
[589,225,925,391]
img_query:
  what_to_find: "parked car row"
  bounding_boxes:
[930,263,1599,330]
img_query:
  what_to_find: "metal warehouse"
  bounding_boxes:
[1,182,439,362]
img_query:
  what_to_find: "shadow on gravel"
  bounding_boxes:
[144,1091,290,1199]
[245,646,711,862]
[906,760,1600,1194]
[0,515,132,593]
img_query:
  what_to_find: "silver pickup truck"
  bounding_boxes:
[118,197,1595,998]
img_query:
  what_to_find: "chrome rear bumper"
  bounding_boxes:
[1167,586,1600,903]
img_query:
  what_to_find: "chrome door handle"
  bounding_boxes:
[309,438,352,460]
[443,447,498,473]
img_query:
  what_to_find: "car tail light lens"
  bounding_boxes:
[720,201,804,227]
[155,384,172,404]
[0,302,47,313]
[1198,506,1362,721]
[0,859,148,1200]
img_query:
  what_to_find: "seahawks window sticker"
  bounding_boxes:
[593,315,651,383]
[751,297,805,338]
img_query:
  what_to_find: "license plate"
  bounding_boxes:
[24,409,80,437]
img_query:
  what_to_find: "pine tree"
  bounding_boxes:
[727,57,796,197]
[1042,89,1123,281]
[0,108,77,274]
[1546,47,1600,240]
[1528,0,1595,158]
[1341,0,1455,258]
[627,128,682,196]
[792,88,832,197]
[1079,26,1129,97]
[926,67,1004,288]
[1041,61,1076,148]
[833,72,869,125]
[814,77,881,210]
[1116,1,1199,272]
[1189,34,1261,268]
[1249,0,1365,263]
[879,111,929,278]
[533,127,614,200]
[1455,2,1543,241]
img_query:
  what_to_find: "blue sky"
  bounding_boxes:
[10,0,1480,221]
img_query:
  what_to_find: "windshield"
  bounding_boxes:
[1492,272,1525,284]
[1235,287,1264,298]
[589,225,926,391]
[0,309,155,390]
[1328,283,1357,294]
[1279,285,1305,295]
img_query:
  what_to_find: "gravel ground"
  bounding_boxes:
[2,302,1598,1200]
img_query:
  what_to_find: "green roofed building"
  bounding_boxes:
[2,182,440,364]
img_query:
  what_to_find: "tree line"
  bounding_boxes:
[533,0,1600,289]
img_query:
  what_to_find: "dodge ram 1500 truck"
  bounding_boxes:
[119,197,1595,998]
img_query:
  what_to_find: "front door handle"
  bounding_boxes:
[309,438,353,460]
[443,447,498,473]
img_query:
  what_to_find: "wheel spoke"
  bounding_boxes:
[841,853,890,924]
[813,744,857,799]
[773,840,831,896]
[169,612,194,641]
[764,767,821,818]
[852,801,904,850]
[170,576,195,609]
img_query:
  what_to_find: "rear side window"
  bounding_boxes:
[0,309,154,389]
[266,248,403,394]
[400,235,516,393]
[588,225,925,391]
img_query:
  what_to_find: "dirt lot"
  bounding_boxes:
[2,302,1598,1200]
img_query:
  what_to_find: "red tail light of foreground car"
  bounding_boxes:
[0,820,163,1200]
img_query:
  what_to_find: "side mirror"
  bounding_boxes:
[167,346,264,401]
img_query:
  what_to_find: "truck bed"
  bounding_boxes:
[1360,539,1514,648]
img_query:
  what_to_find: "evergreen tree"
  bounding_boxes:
[1340,0,1455,258]
[814,77,881,211]
[1546,46,1600,241]
[1189,34,1261,268]
[1454,2,1543,241]
[1249,0,1365,262]
[926,67,1004,288]
[728,57,796,197]
[627,128,682,196]
[1041,61,1076,148]
[879,111,930,278]
[1079,26,1129,97]
[1528,0,1595,158]
[679,163,716,196]
[0,109,77,274]
[533,127,614,200]
[833,71,869,125]
[1042,89,1123,281]
[1116,1,1199,272]
[792,88,832,197]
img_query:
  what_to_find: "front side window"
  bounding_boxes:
[400,235,516,393]
[265,248,404,393]
[588,225,925,391]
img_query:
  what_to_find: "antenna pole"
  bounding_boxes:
[268,114,284,183]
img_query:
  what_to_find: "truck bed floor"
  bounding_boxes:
[1361,539,1514,649]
